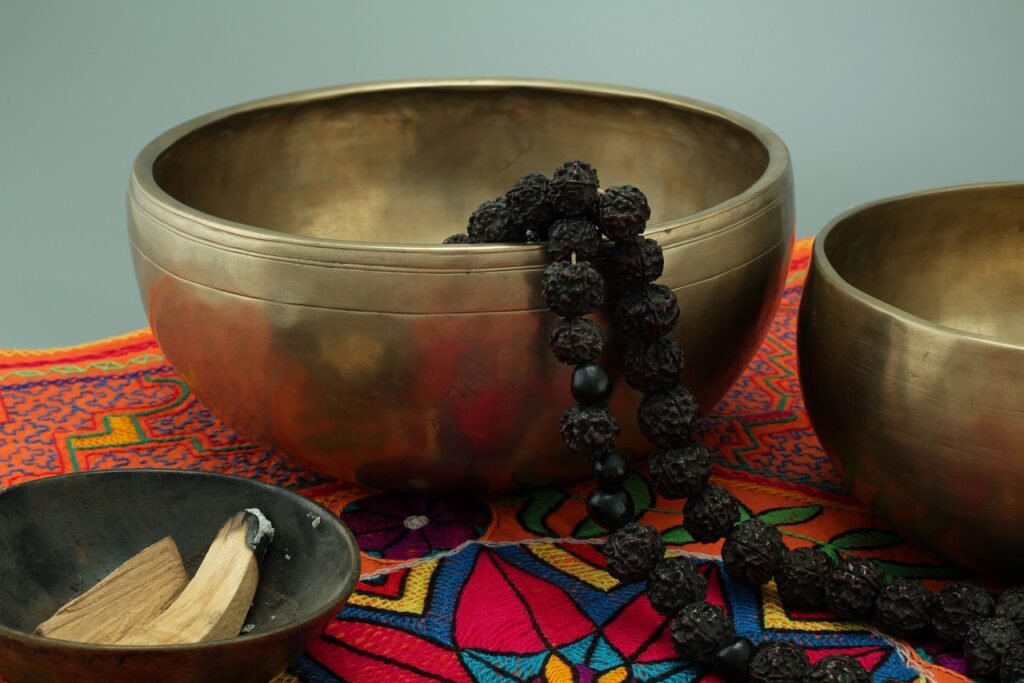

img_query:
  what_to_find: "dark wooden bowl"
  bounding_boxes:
[0,470,360,683]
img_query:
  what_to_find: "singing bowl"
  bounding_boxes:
[0,470,360,683]
[799,182,1024,576]
[128,79,795,491]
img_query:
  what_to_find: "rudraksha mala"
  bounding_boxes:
[447,162,1024,682]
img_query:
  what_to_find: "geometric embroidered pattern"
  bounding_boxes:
[0,241,974,681]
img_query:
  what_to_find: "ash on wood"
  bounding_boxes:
[119,510,272,645]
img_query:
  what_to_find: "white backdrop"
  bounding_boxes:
[2,0,1022,346]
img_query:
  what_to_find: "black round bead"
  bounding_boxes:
[549,318,603,365]
[559,404,619,455]
[442,232,474,244]
[602,522,664,583]
[931,582,995,644]
[965,617,1022,676]
[824,557,886,619]
[598,185,651,241]
[549,160,599,218]
[505,172,556,238]
[571,362,612,405]
[593,450,622,489]
[649,442,712,499]
[587,488,634,531]
[606,235,664,290]
[637,387,700,448]
[748,641,810,683]
[874,578,933,638]
[670,602,735,663]
[775,547,832,610]
[996,586,1024,632]
[547,219,602,262]
[722,519,786,586]
[683,485,741,543]
[525,230,542,244]
[712,637,756,683]
[1001,642,1024,683]
[806,655,870,683]
[467,198,523,242]
[613,284,680,341]
[624,337,684,393]
[593,450,628,491]
[646,557,708,616]
[542,261,604,317]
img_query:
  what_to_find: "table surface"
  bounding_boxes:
[0,240,979,682]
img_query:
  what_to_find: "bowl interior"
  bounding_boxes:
[0,470,357,640]
[823,184,1024,345]
[153,85,770,244]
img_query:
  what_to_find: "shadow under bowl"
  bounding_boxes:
[128,78,795,492]
[0,469,360,683]
[798,182,1024,577]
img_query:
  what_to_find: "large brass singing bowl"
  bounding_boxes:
[799,183,1024,576]
[128,79,794,492]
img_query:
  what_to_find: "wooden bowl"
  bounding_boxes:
[0,470,360,683]
[128,78,795,492]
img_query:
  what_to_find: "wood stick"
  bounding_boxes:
[35,536,187,644]
[118,510,273,645]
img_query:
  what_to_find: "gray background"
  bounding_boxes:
[2,0,1022,347]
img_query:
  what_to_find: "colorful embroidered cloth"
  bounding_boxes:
[0,240,981,682]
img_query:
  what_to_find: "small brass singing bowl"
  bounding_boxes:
[129,79,795,491]
[799,182,1024,576]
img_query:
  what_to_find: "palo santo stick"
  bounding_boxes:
[35,536,187,644]
[119,509,273,645]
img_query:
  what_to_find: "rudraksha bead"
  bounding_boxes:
[806,655,870,683]
[683,485,740,544]
[995,586,1024,632]
[874,578,933,638]
[931,582,995,644]
[721,519,786,586]
[549,160,599,218]
[613,284,680,341]
[637,387,699,447]
[606,235,664,289]
[748,641,810,683]
[775,547,832,610]
[547,218,602,262]
[468,198,522,242]
[549,317,603,365]
[824,558,886,619]
[647,557,708,616]
[559,404,619,455]
[602,522,664,583]
[964,617,1021,676]
[670,602,735,663]
[542,261,604,317]
[623,336,683,393]
[598,185,651,241]
[505,172,556,238]
[648,443,712,499]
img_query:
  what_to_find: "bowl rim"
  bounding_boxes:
[812,180,1024,352]
[129,77,792,259]
[0,468,361,654]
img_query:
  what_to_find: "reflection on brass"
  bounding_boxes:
[799,183,1024,576]
[128,79,795,491]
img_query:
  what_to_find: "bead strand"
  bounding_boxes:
[452,161,1024,682]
